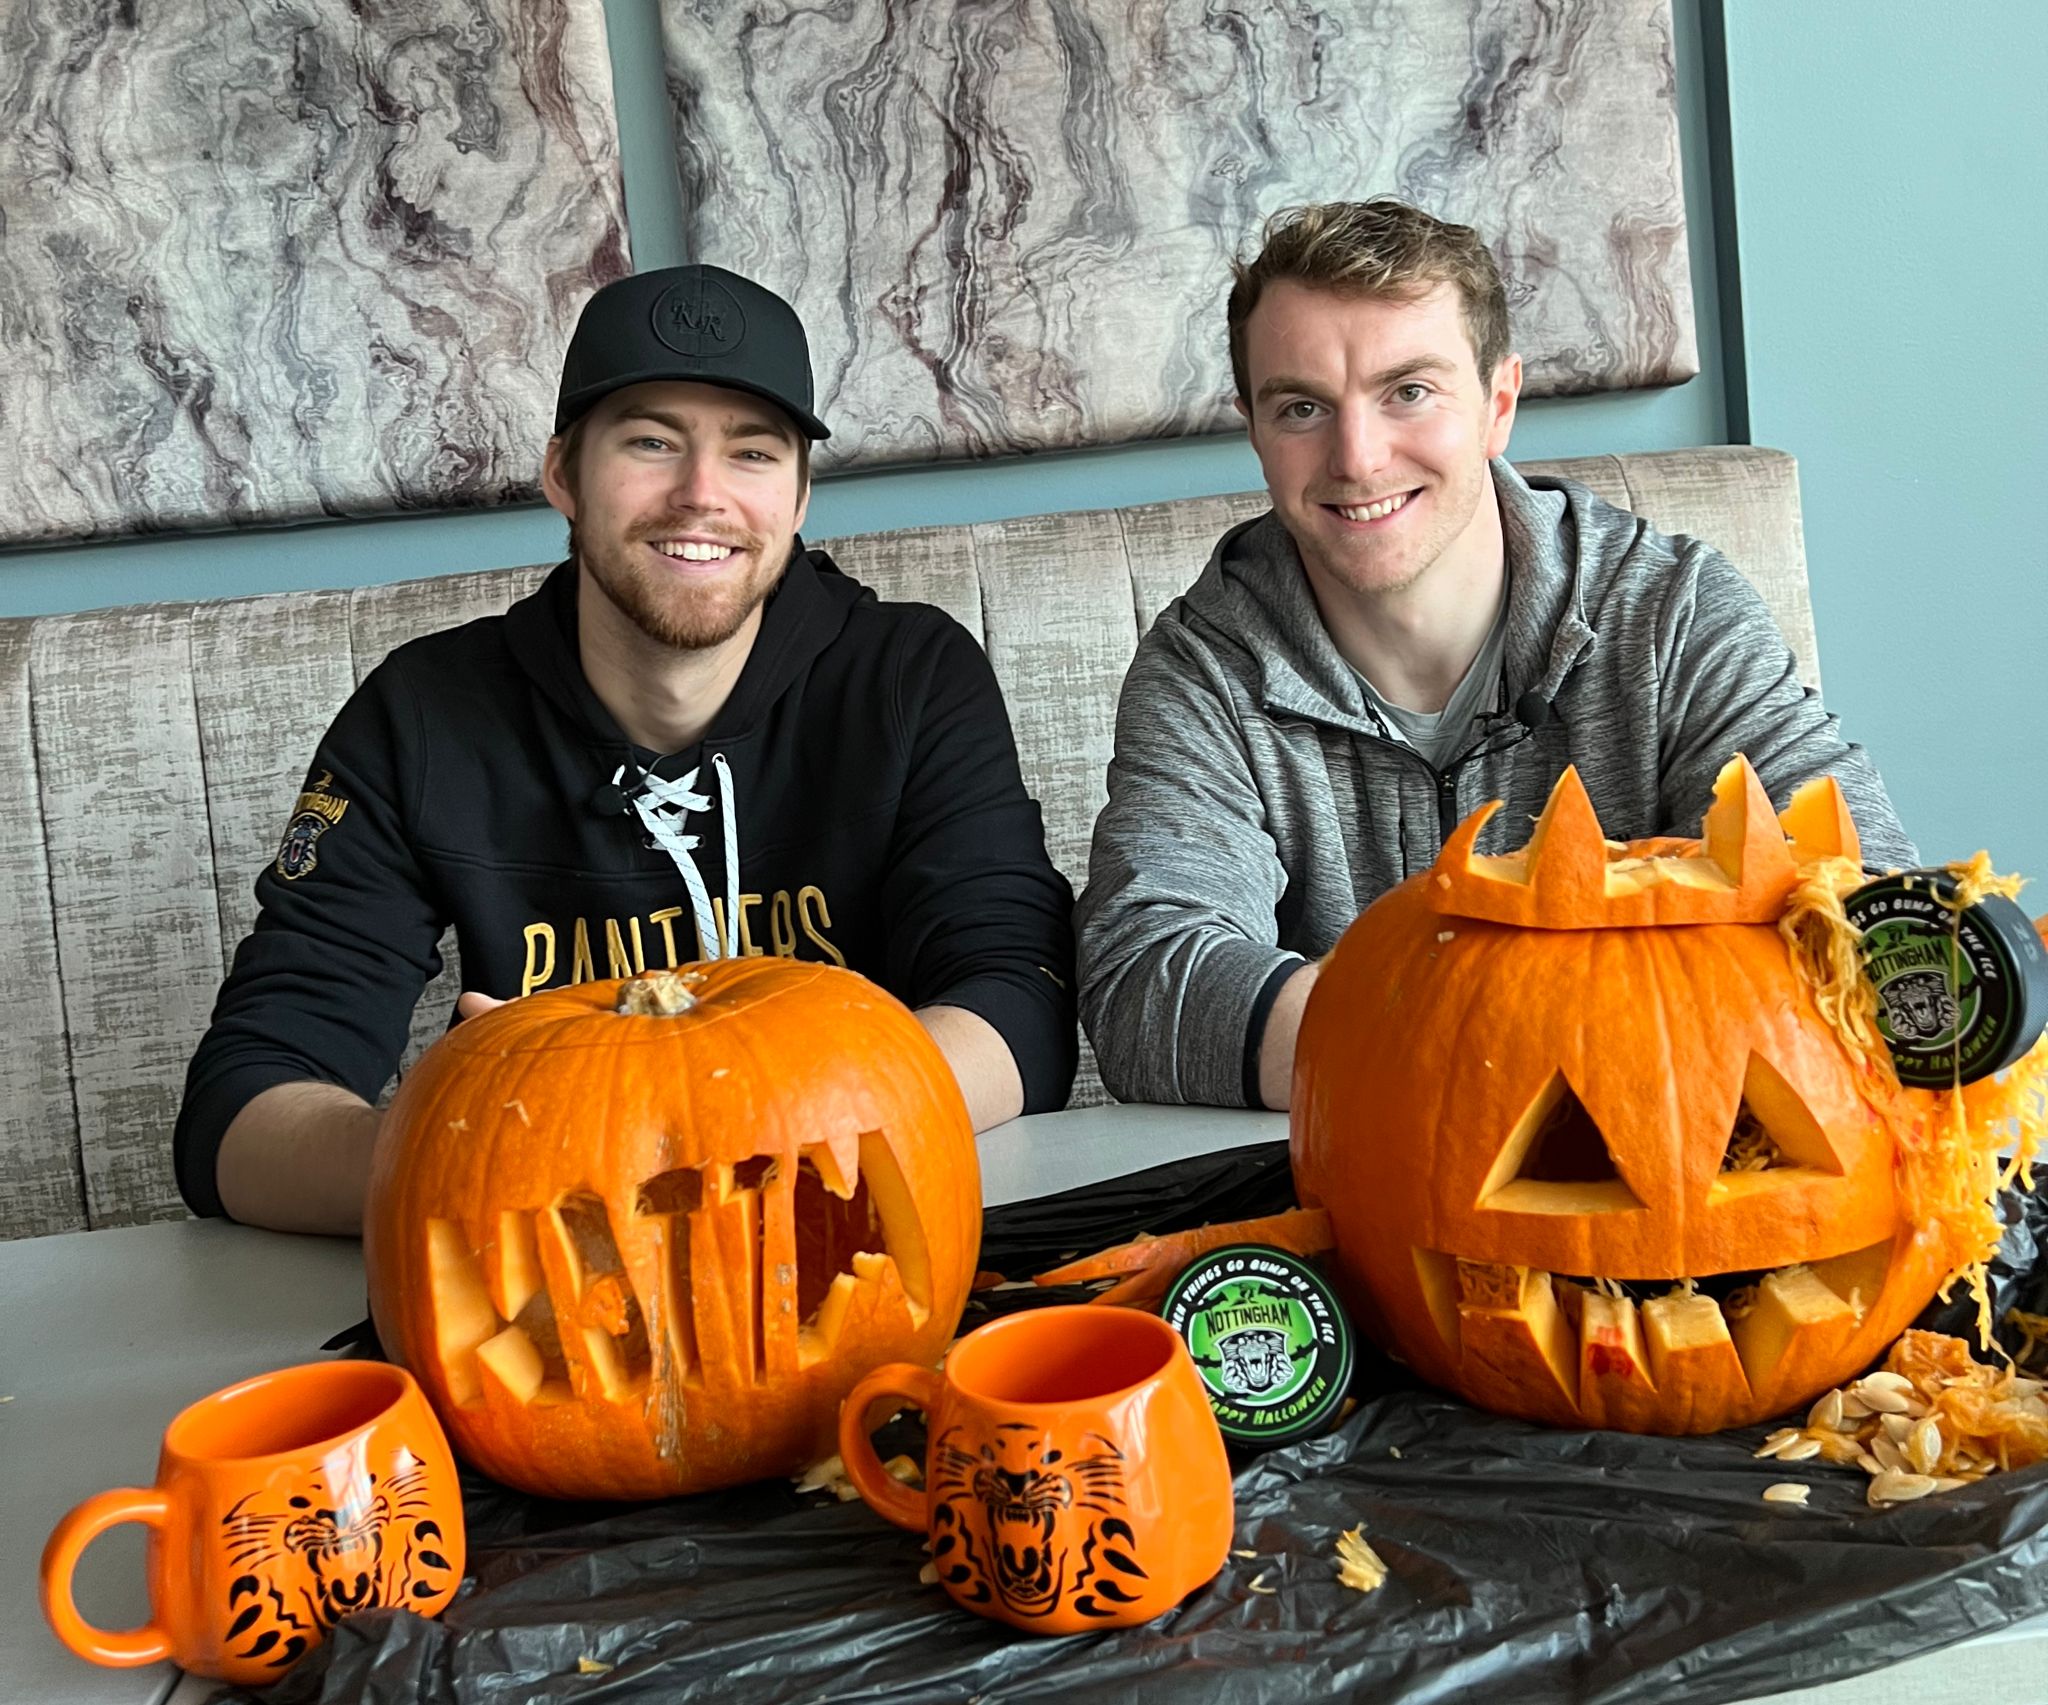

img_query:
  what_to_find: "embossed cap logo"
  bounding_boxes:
[651,276,745,359]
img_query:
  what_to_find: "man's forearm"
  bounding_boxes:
[214,1082,382,1236]
[917,1004,1025,1132]
[1256,963,1321,1111]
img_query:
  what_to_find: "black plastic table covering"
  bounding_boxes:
[210,1142,2048,1705]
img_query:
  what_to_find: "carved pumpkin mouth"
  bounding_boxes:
[1410,1236,1899,1419]
[423,1128,934,1412]
[1395,1061,1906,1421]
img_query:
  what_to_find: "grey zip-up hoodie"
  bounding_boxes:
[1076,459,1915,1108]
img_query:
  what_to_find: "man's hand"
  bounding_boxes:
[456,991,506,1021]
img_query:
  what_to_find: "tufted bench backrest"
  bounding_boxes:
[0,447,1815,1235]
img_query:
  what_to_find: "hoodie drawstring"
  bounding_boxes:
[619,752,741,960]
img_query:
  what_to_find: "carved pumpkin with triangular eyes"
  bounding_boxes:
[1294,758,1951,1434]
[364,962,980,1498]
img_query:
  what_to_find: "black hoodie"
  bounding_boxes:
[175,549,1078,1218]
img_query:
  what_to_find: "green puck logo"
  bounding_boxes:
[1860,915,1976,1052]
[1162,1246,1354,1449]
[1846,872,2048,1087]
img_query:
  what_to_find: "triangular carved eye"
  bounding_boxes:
[1711,1054,1844,1196]
[1479,1073,1645,1214]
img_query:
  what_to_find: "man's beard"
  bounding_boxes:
[574,517,790,651]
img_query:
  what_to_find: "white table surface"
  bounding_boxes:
[7,1104,2042,1705]
[3,1218,367,1705]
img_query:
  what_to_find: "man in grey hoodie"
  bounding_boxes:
[1077,199,1912,1111]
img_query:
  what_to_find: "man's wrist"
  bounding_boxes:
[1243,957,1309,1108]
[1254,962,1320,1111]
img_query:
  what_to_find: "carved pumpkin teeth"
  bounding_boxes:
[1414,1237,1898,1424]
[425,1136,930,1411]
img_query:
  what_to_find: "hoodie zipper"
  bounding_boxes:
[1352,684,1546,847]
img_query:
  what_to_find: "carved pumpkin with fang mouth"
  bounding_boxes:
[365,963,980,1499]
[1294,759,1958,1435]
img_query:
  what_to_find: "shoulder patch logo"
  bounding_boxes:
[276,771,349,881]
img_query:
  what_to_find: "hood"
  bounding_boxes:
[503,540,870,763]
[1176,459,1601,734]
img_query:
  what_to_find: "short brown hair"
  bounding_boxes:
[1227,200,1511,404]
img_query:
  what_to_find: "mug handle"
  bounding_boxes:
[839,1362,944,1532]
[40,1488,176,1668]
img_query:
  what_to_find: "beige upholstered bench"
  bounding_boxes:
[0,447,1815,1238]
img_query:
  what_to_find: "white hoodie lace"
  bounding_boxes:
[616,752,739,960]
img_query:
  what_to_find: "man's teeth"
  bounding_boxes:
[1336,492,1411,522]
[653,540,734,562]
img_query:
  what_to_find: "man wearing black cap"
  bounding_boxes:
[174,266,1077,1235]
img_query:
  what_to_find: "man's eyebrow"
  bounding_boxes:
[1253,355,1459,406]
[1368,355,1458,388]
[720,416,797,447]
[1254,373,1332,407]
[615,407,795,446]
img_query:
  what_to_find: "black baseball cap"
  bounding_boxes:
[554,264,831,441]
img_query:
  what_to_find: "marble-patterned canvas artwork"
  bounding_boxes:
[662,0,1697,470]
[0,1,629,545]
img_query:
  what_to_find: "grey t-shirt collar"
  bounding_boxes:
[1352,584,1510,771]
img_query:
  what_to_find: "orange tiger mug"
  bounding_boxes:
[40,1360,464,1685]
[839,1305,1236,1633]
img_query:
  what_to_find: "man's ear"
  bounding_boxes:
[793,469,811,536]
[540,435,577,520]
[1234,393,1259,449]
[1483,353,1524,460]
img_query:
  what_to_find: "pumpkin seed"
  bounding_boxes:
[1868,1468,1936,1505]
[1870,1435,1909,1473]
[792,1454,847,1495]
[1778,1437,1823,1461]
[1879,1412,1914,1443]
[1763,1482,1811,1504]
[1839,1391,1873,1419]
[1753,1428,1802,1459]
[1857,1385,1912,1415]
[1860,1371,1914,1394]
[1807,1390,1846,1432]
[1908,1418,1943,1476]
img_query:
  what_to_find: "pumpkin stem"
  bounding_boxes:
[617,971,702,1016]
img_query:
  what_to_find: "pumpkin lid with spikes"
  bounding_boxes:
[1427,757,1857,930]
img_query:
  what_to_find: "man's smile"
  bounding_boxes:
[1321,488,1420,527]
[640,532,745,571]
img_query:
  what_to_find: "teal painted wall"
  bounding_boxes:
[0,0,1728,618]
[1724,2,2048,880]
